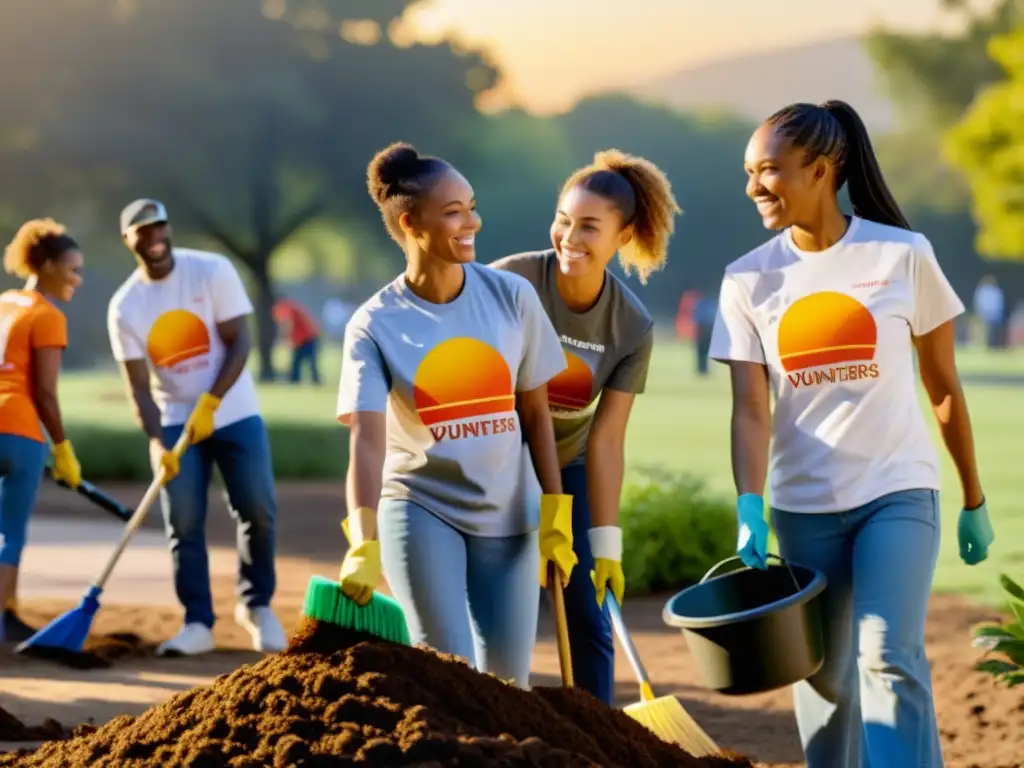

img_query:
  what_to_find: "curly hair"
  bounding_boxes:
[3,218,79,278]
[561,149,682,284]
[366,142,453,243]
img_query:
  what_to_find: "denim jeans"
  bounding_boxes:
[559,463,615,704]
[290,338,320,384]
[377,499,539,688]
[772,488,944,768]
[160,415,277,628]
[0,433,47,567]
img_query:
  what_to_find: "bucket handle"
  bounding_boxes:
[700,554,802,595]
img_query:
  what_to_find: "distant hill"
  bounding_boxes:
[626,36,897,133]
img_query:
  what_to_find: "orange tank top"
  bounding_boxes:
[0,289,68,442]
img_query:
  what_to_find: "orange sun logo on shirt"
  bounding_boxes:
[777,291,881,388]
[412,337,515,426]
[147,309,211,368]
[547,350,593,411]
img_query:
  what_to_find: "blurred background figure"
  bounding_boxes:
[692,292,718,376]
[973,275,1005,350]
[273,296,322,385]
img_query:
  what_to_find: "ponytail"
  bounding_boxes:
[820,101,910,230]
[561,149,681,284]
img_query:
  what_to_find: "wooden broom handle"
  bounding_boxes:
[550,563,574,688]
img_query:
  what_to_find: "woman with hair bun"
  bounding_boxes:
[492,149,681,704]
[0,218,84,643]
[335,142,573,687]
[709,100,992,767]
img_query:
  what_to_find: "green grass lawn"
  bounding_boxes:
[59,336,1023,606]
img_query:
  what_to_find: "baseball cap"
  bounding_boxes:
[120,198,168,235]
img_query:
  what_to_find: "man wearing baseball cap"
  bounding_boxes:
[107,198,285,656]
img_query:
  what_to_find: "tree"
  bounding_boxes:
[3,0,497,379]
[944,25,1024,259]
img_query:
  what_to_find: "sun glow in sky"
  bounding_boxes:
[403,0,987,113]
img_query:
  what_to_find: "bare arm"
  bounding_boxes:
[210,315,252,399]
[345,411,387,542]
[585,389,636,528]
[118,359,163,443]
[31,347,67,444]
[517,385,563,495]
[728,361,772,496]
[913,321,984,509]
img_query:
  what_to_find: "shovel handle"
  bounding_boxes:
[94,431,191,590]
[549,563,574,688]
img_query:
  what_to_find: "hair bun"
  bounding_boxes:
[367,142,422,203]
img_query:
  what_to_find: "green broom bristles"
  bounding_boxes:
[302,575,410,646]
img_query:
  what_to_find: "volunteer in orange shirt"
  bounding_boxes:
[272,298,321,385]
[0,218,84,643]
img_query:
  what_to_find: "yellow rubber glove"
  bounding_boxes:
[184,393,221,444]
[538,493,576,588]
[339,508,381,606]
[149,440,180,486]
[589,526,625,609]
[51,440,81,489]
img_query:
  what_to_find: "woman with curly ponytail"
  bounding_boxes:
[0,218,85,642]
[491,149,682,704]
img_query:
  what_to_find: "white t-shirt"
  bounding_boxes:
[336,262,568,537]
[107,248,261,429]
[709,217,965,513]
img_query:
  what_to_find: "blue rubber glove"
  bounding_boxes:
[958,499,995,566]
[737,493,769,570]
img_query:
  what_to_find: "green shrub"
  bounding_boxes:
[620,466,737,597]
[971,573,1024,688]
[65,422,349,482]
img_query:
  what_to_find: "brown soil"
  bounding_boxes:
[0,708,73,743]
[17,631,156,670]
[1,617,753,767]
[7,481,1024,767]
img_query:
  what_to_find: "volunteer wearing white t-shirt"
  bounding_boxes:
[709,101,995,768]
[107,199,285,657]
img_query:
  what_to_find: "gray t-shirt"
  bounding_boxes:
[490,250,654,467]
[336,262,567,537]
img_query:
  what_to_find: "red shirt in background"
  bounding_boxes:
[273,299,320,347]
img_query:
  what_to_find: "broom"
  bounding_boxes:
[606,593,720,756]
[17,431,190,660]
[299,511,409,645]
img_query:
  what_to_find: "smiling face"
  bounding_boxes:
[124,221,173,272]
[40,247,84,302]
[401,169,481,264]
[744,123,831,230]
[549,185,631,278]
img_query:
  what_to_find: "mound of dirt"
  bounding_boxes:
[0,707,93,742]
[1,618,753,767]
[17,631,156,670]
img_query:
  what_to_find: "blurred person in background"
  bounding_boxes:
[0,219,84,643]
[273,296,322,385]
[491,149,681,704]
[692,291,718,376]
[972,275,1005,350]
[336,142,572,688]
[108,199,284,657]
[711,100,993,768]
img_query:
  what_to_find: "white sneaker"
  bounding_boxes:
[156,622,215,657]
[234,603,286,653]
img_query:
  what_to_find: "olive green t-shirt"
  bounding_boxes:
[490,250,654,467]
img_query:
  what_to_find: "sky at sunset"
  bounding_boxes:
[404,0,989,113]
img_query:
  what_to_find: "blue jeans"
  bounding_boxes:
[290,338,320,384]
[160,415,277,628]
[0,434,47,567]
[772,489,944,768]
[560,463,615,704]
[378,499,539,688]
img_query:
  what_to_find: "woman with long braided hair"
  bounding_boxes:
[708,100,993,767]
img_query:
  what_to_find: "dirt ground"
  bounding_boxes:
[2,481,1022,767]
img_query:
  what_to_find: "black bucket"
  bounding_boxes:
[663,554,827,696]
